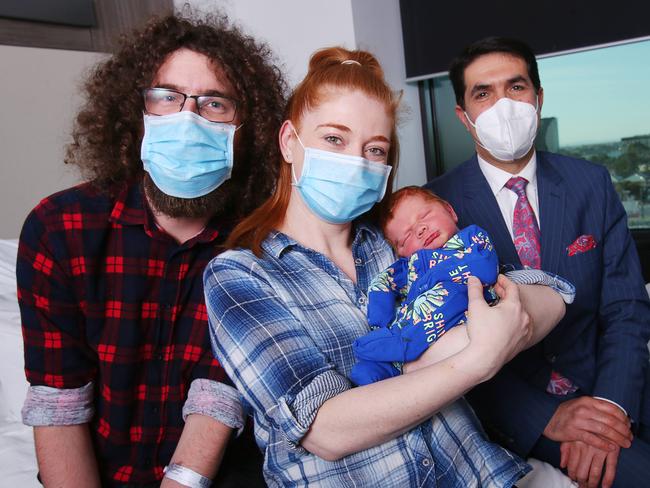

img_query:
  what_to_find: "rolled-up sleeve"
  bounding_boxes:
[204,253,352,448]
[276,370,349,445]
[22,382,94,426]
[504,269,576,303]
[182,378,244,432]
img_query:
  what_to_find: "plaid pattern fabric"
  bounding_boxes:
[17,180,230,486]
[205,224,530,487]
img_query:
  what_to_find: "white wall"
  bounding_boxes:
[350,0,426,188]
[180,0,426,187]
[0,45,105,238]
[181,0,357,86]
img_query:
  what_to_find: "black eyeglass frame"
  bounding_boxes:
[141,87,240,123]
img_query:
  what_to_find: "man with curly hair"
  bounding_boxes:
[16,14,286,488]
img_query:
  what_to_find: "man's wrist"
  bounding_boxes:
[593,396,628,417]
[163,463,212,488]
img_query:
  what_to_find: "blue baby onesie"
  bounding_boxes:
[351,225,498,385]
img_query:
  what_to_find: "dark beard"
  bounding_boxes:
[143,173,231,220]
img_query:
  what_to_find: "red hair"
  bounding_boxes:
[381,186,451,232]
[226,46,401,256]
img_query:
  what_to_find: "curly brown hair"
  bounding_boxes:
[66,13,287,219]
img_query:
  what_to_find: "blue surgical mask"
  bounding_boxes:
[291,129,392,224]
[141,111,235,198]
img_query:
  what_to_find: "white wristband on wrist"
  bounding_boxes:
[163,463,212,488]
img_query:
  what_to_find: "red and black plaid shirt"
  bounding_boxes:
[17,180,231,486]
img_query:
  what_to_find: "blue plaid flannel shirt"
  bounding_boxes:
[204,223,530,487]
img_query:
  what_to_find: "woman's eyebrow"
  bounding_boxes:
[316,123,350,132]
[315,124,390,144]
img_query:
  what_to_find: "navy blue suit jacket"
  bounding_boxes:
[426,151,650,457]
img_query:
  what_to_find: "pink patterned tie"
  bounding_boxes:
[505,177,541,269]
[505,177,578,395]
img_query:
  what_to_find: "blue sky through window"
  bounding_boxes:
[539,39,650,147]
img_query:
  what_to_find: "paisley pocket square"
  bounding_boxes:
[567,234,597,256]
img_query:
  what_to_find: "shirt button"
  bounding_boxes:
[548,354,557,363]
[422,458,431,467]
[354,258,362,265]
[358,296,366,305]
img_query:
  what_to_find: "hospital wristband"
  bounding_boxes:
[163,463,212,488]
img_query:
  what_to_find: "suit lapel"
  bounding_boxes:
[537,152,566,271]
[461,157,521,267]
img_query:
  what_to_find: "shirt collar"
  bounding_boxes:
[109,180,147,226]
[109,178,222,244]
[477,151,538,196]
[262,221,380,258]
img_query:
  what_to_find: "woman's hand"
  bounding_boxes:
[464,275,532,380]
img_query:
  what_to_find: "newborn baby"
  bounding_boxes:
[351,186,498,385]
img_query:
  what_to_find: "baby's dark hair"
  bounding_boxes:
[381,186,453,237]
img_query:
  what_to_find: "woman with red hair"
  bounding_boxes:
[204,47,564,486]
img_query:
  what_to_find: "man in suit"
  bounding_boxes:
[426,37,650,487]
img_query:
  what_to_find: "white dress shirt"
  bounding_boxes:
[477,152,540,239]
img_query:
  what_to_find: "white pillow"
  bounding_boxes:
[0,421,39,487]
[0,239,30,422]
[519,458,576,487]
[0,239,19,299]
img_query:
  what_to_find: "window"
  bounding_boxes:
[421,38,650,229]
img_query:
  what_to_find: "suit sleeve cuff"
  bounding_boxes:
[22,382,94,426]
[182,378,244,435]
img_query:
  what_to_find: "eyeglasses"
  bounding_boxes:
[142,87,239,123]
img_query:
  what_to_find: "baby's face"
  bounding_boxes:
[384,194,458,257]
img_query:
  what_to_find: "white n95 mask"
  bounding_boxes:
[465,97,539,162]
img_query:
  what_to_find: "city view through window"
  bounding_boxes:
[537,39,650,229]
